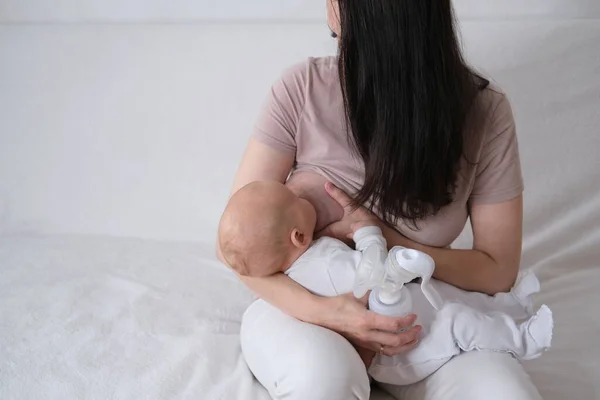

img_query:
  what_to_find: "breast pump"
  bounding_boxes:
[353,242,445,322]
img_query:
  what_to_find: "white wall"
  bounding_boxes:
[0,23,336,242]
[0,1,599,243]
[1,0,600,22]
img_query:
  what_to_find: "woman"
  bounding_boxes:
[218,1,540,399]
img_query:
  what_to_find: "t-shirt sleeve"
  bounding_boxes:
[469,94,525,205]
[252,62,307,153]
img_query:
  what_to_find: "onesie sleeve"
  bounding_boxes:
[252,62,307,154]
[469,94,525,205]
[353,226,388,252]
[327,226,388,296]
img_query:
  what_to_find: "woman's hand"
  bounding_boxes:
[319,293,421,357]
[316,182,383,243]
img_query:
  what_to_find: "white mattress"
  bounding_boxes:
[0,232,599,400]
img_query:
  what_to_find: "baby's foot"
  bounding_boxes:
[512,270,541,314]
[521,305,553,360]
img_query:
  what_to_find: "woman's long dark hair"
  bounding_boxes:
[337,0,489,225]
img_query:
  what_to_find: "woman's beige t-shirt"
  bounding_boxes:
[253,57,524,248]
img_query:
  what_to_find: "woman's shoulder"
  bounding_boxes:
[252,57,340,153]
[477,83,511,116]
[276,56,339,88]
[462,82,523,205]
[479,82,515,121]
[469,83,516,148]
[281,56,338,74]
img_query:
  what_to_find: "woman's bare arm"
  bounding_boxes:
[381,196,523,295]
[320,183,523,296]
[228,138,295,198]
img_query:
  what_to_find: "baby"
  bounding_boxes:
[220,181,553,385]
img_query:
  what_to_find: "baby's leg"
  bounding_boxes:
[430,270,540,320]
[437,303,553,361]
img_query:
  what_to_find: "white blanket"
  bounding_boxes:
[0,233,598,400]
[0,236,261,400]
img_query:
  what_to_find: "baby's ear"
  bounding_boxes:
[290,228,308,248]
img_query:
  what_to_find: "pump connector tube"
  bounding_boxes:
[388,247,445,310]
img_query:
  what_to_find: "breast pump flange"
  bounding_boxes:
[353,245,445,312]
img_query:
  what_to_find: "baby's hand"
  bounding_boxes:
[348,220,381,240]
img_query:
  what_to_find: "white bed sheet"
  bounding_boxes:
[1,233,599,400]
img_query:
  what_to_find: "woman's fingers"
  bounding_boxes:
[358,311,421,354]
[365,311,418,332]
[382,337,421,357]
[324,182,353,210]
[364,326,421,349]
[357,292,371,306]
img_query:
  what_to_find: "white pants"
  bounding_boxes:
[240,299,542,400]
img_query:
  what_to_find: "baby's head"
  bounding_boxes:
[218,181,317,277]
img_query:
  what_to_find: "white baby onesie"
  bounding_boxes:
[285,227,553,385]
